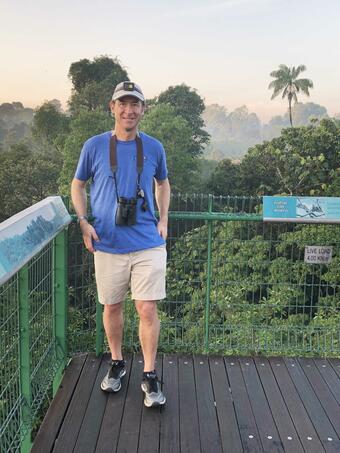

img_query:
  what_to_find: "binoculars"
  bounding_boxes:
[115,197,137,226]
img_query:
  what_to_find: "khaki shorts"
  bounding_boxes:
[94,245,167,305]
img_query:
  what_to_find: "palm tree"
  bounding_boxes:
[269,64,313,126]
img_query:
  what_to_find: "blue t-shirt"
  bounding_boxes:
[74,131,168,254]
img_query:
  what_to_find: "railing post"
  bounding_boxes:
[18,264,32,453]
[52,228,68,395]
[96,296,104,356]
[204,194,213,353]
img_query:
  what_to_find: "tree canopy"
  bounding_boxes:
[141,103,200,192]
[32,101,70,150]
[153,84,210,157]
[0,143,62,222]
[68,56,129,113]
[239,118,340,196]
[206,158,240,196]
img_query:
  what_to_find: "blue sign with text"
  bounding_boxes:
[263,196,340,223]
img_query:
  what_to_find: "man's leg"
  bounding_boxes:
[131,246,166,406]
[94,251,130,393]
[135,299,165,407]
[134,300,160,372]
[103,302,124,360]
[100,302,126,393]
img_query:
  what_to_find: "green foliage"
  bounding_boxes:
[153,84,210,156]
[205,158,240,195]
[167,220,340,355]
[141,103,201,192]
[32,101,70,150]
[0,143,62,221]
[68,56,129,113]
[58,109,112,195]
[239,118,340,196]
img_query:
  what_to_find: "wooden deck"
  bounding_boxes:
[32,353,340,453]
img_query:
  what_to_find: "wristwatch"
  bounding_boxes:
[77,215,88,223]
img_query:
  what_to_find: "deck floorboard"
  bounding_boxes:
[33,354,340,453]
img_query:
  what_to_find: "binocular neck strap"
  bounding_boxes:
[110,134,144,201]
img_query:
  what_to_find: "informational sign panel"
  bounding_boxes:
[304,246,333,264]
[0,196,71,285]
[263,196,340,223]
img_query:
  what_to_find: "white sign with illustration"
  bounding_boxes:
[0,196,72,285]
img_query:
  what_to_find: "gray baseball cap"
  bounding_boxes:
[112,81,145,102]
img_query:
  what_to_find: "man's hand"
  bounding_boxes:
[79,220,99,253]
[157,218,168,240]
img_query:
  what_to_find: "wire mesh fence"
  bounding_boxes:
[67,222,97,355]
[0,242,63,453]
[67,194,340,356]
[0,274,21,453]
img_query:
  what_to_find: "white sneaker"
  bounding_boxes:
[101,360,126,393]
[141,372,166,407]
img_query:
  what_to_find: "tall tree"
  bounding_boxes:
[32,101,70,151]
[268,64,313,126]
[141,103,201,193]
[68,56,129,113]
[153,84,210,156]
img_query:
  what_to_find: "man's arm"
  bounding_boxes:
[154,178,170,240]
[71,178,99,253]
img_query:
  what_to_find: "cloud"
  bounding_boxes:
[162,0,276,18]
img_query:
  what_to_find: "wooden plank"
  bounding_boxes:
[159,354,180,453]
[73,354,111,453]
[328,358,340,380]
[178,355,201,453]
[116,353,144,453]
[138,355,163,453]
[209,356,243,453]
[253,357,304,453]
[239,357,284,453]
[31,354,87,453]
[95,354,132,453]
[284,357,340,453]
[314,358,340,405]
[299,358,340,437]
[269,357,325,453]
[193,355,223,453]
[52,353,103,453]
[224,357,263,452]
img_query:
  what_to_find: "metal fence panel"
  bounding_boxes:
[0,241,66,452]
[67,194,340,356]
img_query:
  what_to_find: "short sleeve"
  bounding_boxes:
[155,143,168,181]
[74,139,93,181]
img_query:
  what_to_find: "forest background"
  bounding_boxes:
[0,55,339,358]
[1,55,340,222]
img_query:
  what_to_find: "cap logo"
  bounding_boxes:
[112,81,145,102]
[124,82,135,91]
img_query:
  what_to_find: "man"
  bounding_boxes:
[71,81,170,407]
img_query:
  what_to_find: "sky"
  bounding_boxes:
[1,0,340,122]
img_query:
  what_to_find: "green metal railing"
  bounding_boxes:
[67,194,340,357]
[0,231,68,453]
[1,194,340,452]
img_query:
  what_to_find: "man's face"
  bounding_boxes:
[110,96,144,132]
